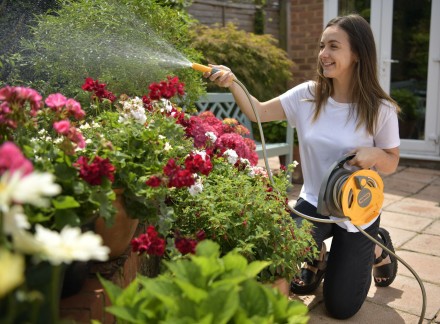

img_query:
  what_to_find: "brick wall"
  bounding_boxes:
[288,0,323,87]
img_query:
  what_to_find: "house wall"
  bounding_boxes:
[288,0,323,86]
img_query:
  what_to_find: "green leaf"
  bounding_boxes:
[245,260,271,278]
[97,273,123,304]
[199,286,239,324]
[54,209,80,229]
[195,240,220,258]
[173,279,208,303]
[52,196,80,209]
[238,280,270,317]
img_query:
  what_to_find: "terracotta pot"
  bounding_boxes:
[94,189,139,260]
[271,277,290,296]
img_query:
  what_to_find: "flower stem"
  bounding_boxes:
[50,264,61,322]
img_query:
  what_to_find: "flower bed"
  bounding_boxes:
[0,76,316,322]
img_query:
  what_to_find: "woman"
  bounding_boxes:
[206,14,400,319]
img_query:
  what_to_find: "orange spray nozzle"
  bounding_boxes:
[191,63,221,75]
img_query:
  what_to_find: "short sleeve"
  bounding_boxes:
[374,102,401,149]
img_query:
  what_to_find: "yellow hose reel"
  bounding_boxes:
[317,155,384,225]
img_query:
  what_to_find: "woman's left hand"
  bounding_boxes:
[346,146,400,175]
[346,147,382,169]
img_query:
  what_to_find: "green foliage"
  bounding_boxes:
[171,157,316,282]
[80,104,194,223]
[191,23,294,101]
[13,0,205,105]
[99,240,309,323]
[391,88,419,121]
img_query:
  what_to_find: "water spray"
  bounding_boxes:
[191,62,426,323]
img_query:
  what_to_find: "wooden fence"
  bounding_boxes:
[187,0,289,50]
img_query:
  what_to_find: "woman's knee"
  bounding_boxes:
[324,292,364,319]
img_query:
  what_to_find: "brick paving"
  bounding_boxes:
[258,157,440,323]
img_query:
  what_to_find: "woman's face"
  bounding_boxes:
[319,25,358,83]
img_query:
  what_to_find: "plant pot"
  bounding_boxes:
[94,189,139,260]
[60,261,89,298]
[271,277,290,296]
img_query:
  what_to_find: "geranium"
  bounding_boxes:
[131,225,166,256]
[0,85,116,229]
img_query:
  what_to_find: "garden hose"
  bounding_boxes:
[191,63,426,323]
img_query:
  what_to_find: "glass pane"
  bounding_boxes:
[338,0,371,22]
[390,1,431,140]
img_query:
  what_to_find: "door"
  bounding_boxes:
[324,0,440,161]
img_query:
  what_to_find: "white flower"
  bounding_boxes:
[194,150,207,160]
[164,142,172,151]
[158,135,166,140]
[292,160,299,168]
[0,249,25,298]
[223,149,238,165]
[79,122,91,130]
[205,132,217,143]
[188,179,204,196]
[239,158,250,166]
[12,172,62,208]
[3,205,30,235]
[14,225,110,265]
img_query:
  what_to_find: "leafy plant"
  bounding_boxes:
[13,0,205,106]
[170,157,316,282]
[391,88,419,121]
[191,23,294,101]
[99,240,309,323]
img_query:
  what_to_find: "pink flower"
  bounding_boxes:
[53,120,71,135]
[45,93,67,111]
[0,86,43,117]
[216,133,258,165]
[65,99,85,120]
[0,142,33,176]
[68,128,86,149]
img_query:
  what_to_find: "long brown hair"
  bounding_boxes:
[313,14,400,135]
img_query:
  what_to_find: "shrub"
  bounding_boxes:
[190,23,294,101]
[14,0,206,106]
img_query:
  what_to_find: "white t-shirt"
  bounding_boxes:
[279,81,400,232]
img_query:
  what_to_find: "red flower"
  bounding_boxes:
[148,76,185,100]
[196,230,206,241]
[184,152,213,176]
[175,237,198,255]
[74,156,115,185]
[81,77,116,102]
[145,175,162,187]
[168,169,195,188]
[131,226,165,256]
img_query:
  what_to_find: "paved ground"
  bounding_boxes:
[258,157,440,323]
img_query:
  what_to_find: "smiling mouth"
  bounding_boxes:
[322,62,334,67]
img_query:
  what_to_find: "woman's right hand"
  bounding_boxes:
[203,64,236,88]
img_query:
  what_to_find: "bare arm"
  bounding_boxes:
[347,146,400,175]
[205,65,286,122]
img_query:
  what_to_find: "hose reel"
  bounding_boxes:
[317,155,384,225]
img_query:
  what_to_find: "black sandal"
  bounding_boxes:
[290,244,327,295]
[373,228,398,287]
